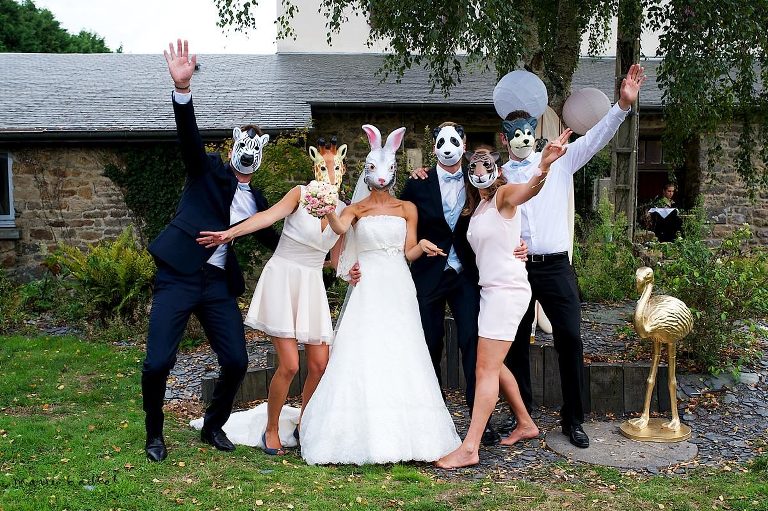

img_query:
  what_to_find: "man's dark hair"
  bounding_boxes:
[504,110,532,122]
[239,124,263,137]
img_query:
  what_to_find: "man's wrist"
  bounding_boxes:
[174,82,191,93]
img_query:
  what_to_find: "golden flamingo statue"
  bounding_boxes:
[620,266,694,442]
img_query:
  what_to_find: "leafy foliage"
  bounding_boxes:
[104,144,187,244]
[50,227,155,323]
[214,0,614,109]
[573,197,639,302]
[653,206,768,373]
[647,0,768,192]
[0,0,112,53]
[0,269,24,332]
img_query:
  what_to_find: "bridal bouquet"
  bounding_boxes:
[301,180,338,218]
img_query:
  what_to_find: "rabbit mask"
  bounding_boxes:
[231,127,270,175]
[466,149,501,189]
[308,136,348,185]
[502,117,537,160]
[361,124,406,190]
[432,125,465,166]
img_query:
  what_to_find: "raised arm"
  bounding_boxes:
[197,186,300,248]
[498,130,570,210]
[560,64,645,174]
[327,205,359,235]
[403,201,446,262]
[164,39,206,177]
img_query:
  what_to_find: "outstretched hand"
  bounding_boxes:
[163,39,196,88]
[618,64,646,110]
[540,128,572,168]
[197,230,232,249]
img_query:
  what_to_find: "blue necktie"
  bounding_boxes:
[442,171,464,182]
[237,183,251,192]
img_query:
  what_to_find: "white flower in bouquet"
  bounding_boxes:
[301,180,338,218]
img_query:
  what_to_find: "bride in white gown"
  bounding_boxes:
[299,125,461,465]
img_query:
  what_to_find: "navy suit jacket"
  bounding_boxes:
[400,168,479,300]
[148,96,280,296]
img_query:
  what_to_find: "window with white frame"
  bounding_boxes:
[0,153,15,227]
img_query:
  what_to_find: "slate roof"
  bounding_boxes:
[0,53,662,139]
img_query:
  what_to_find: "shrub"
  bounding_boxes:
[50,227,155,323]
[573,197,639,302]
[653,208,768,373]
[0,269,25,332]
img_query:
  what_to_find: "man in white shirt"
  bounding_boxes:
[502,64,646,448]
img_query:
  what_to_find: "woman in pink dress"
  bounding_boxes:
[437,131,571,469]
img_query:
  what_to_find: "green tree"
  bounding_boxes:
[0,0,111,53]
[214,0,768,192]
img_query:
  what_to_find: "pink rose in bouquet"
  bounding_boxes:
[301,180,338,218]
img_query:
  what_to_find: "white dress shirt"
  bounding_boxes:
[436,164,466,272]
[173,91,258,269]
[502,102,630,255]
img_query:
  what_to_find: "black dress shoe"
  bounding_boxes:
[481,426,501,446]
[145,435,167,462]
[562,424,590,448]
[497,416,518,436]
[201,428,236,452]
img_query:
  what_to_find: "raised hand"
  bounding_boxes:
[618,64,646,109]
[163,39,197,88]
[197,230,232,249]
[540,128,572,168]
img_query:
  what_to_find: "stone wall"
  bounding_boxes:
[0,145,135,278]
[697,124,768,244]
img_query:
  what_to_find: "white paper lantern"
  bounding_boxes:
[561,87,612,135]
[493,70,548,119]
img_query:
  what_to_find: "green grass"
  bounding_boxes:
[1,335,767,510]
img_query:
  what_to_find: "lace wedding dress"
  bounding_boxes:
[299,215,461,465]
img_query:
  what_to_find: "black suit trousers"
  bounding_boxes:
[418,268,480,411]
[505,258,585,428]
[142,262,248,436]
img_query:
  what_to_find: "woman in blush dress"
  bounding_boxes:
[437,130,571,469]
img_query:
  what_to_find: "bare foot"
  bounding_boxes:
[435,447,479,469]
[500,423,540,446]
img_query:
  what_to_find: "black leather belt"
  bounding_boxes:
[527,251,568,263]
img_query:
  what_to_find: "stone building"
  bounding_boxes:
[0,53,763,277]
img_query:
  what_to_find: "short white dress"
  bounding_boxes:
[244,186,344,344]
[466,193,532,342]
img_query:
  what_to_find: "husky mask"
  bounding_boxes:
[230,127,269,175]
[466,149,501,189]
[308,137,348,186]
[362,124,406,191]
[502,117,537,160]
[432,125,465,166]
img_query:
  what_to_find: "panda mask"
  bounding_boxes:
[432,125,465,166]
[230,127,270,175]
[502,117,537,160]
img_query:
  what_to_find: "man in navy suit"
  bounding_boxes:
[142,39,281,462]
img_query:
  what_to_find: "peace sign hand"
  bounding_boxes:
[540,128,572,168]
[163,38,196,88]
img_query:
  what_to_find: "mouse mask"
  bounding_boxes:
[432,125,465,166]
[502,117,537,160]
[231,127,270,175]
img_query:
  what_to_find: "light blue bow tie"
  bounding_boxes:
[442,171,464,182]
[506,159,532,169]
[237,183,251,192]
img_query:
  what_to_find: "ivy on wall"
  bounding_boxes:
[103,133,315,275]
